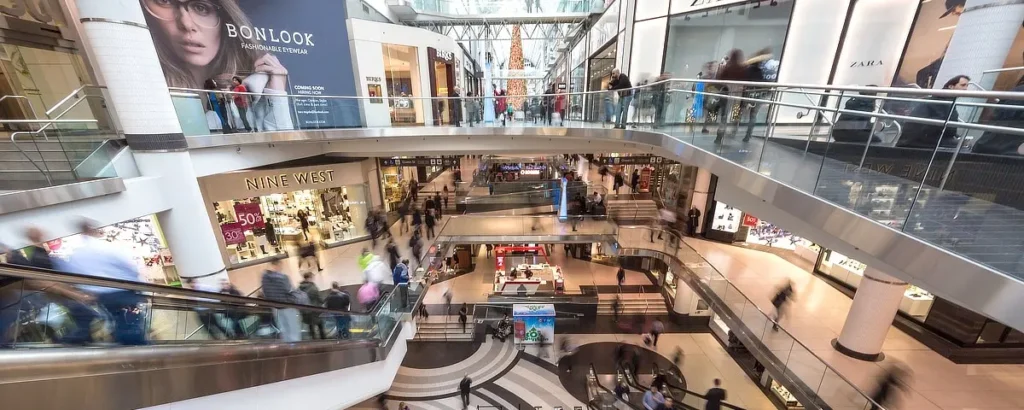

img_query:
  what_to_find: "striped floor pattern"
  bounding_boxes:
[387,339,519,400]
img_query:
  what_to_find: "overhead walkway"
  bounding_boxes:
[388,0,597,24]
[0,263,424,410]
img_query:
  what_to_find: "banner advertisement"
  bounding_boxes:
[221,222,246,245]
[142,0,360,130]
[233,203,265,229]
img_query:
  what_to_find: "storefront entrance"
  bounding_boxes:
[428,47,456,126]
[586,41,616,122]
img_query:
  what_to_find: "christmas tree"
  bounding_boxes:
[507,25,526,110]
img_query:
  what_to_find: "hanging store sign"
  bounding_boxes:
[742,214,759,228]
[221,222,246,245]
[244,169,336,191]
[379,157,456,167]
[233,203,266,229]
[596,155,668,165]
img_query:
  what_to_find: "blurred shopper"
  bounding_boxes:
[452,86,463,127]
[466,92,481,126]
[298,238,322,272]
[434,192,443,218]
[459,375,472,409]
[704,379,727,410]
[643,385,665,410]
[219,279,247,339]
[609,68,634,129]
[399,199,410,235]
[631,169,640,194]
[650,319,665,347]
[425,209,437,239]
[617,266,626,288]
[770,280,795,331]
[612,294,623,323]
[615,380,631,403]
[393,259,410,309]
[409,230,424,268]
[656,397,674,410]
[8,227,54,269]
[386,238,400,271]
[57,219,147,345]
[652,73,671,127]
[740,47,779,142]
[713,49,748,144]
[364,255,394,286]
[261,259,300,342]
[204,79,231,132]
[298,272,325,339]
[560,336,577,373]
[897,75,968,149]
[324,282,351,339]
[359,248,373,272]
[973,74,1024,155]
[869,365,911,410]
[358,280,380,311]
[366,212,381,247]
[185,277,231,340]
[412,206,423,236]
[613,170,625,193]
[671,346,685,373]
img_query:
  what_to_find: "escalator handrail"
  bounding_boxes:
[0,262,369,315]
[593,362,644,410]
[648,363,745,410]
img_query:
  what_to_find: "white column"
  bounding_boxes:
[76,0,227,283]
[834,267,908,361]
[934,0,1024,91]
[689,168,713,234]
[673,275,696,315]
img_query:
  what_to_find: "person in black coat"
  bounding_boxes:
[833,89,883,144]
[972,76,1024,155]
[425,209,436,239]
[631,169,640,193]
[897,75,969,149]
[7,227,53,270]
[609,68,634,129]
[459,375,472,409]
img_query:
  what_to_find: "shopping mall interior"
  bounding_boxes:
[1,0,1024,409]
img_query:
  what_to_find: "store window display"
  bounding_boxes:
[213,185,370,266]
[816,250,934,320]
[383,44,423,124]
[42,216,178,285]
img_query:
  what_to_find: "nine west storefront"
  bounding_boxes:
[199,162,373,268]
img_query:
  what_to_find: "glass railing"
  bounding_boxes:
[615,225,884,410]
[405,0,599,14]
[167,80,1024,281]
[2,86,124,190]
[436,215,617,237]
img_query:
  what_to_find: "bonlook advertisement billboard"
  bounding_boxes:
[141,0,360,130]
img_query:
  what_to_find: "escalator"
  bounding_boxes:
[587,363,640,410]
[618,360,745,410]
[0,262,421,410]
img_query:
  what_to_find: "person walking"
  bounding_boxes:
[631,169,640,194]
[324,282,351,339]
[452,86,463,127]
[230,76,252,132]
[868,365,910,410]
[398,200,410,235]
[434,192,443,218]
[466,92,480,126]
[358,248,373,272]
[261,259,301,342]
[425,209,437,239]
[204,79,232,132]
[704,379,727,410]
[713,49,749,144]
[617,266,626,288]
[458,303,468,333]
[298,239,322,272]
[459,375,472,409]
[185,277,231,339]
[412,206,423,235]
[8,227,54,269]
[298,272,325,339]
[770,280,795,331]
[613,170,625,194]
[609,68,634,129]
[393,259,410,309]
[386,238,400,271]
[57,219,147,345]
[219,279,247,339]
[650,319,664,347]
[409,230,424,268]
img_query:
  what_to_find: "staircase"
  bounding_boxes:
[605,199,658,224]
[597,293,669,315]
[414,315,474,341]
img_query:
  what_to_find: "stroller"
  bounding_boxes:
[490,317,513,342]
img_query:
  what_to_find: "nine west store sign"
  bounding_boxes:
[199,162,366,201]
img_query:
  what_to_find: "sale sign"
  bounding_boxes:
[742,214,759,228]
[233,203,265,229]
[221,222,246,245]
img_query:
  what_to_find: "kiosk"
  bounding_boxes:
[512,304,556,345]
[493,245,565,295]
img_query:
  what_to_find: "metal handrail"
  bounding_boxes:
[45,85,89,117]
[616,225,886,410]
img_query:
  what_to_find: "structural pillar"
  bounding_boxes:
[76,0,227,284]
[933,0,1024,90]
[832,267,908,361]
[673,275,698,315]
[688,168,713,235]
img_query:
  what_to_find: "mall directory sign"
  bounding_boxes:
[142,0,360,129]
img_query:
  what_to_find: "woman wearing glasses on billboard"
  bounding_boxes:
[141,0,294,132]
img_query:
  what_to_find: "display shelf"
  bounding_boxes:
[794,240,820,262]
[900,285,934,318]
[711,201,742,233]
[770,380,803,409]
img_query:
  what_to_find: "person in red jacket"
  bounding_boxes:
[554,91,566,126]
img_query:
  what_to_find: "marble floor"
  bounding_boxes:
[618,231,1024,410]
[352,333,775,410]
